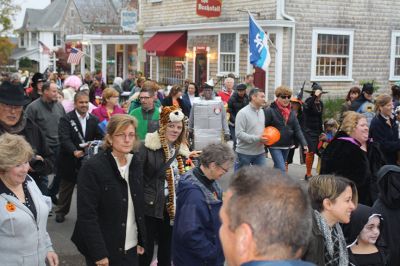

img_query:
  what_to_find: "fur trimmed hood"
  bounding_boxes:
[144,131,190,157]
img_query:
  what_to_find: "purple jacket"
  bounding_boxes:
[91,105,125,122]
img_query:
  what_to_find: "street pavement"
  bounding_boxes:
[48,150,317,265]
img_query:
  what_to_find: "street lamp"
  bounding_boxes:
[136,20,145,73]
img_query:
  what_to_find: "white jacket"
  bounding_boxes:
[0,176,54,265]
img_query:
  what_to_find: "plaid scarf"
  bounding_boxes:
[314,210,349,266]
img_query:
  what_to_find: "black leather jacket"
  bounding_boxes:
[264,102,307,148]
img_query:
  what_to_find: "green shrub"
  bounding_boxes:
[323,98,345,121]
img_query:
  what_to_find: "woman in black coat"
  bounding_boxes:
[71,115,146,266]
[264,86,308,172]
[369,93,400,165]
[162,84,191,117]
[137,106,193,266]
[303,83,325,179]
[320,111,386,205]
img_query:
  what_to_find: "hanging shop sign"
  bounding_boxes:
[121,9,138,32]
[196,0,222,18]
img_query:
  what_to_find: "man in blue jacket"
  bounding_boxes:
[219,167,316,266]
[172,143,235,266]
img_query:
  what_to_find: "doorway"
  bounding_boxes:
[253,66,266,92]
[195,51,207,88]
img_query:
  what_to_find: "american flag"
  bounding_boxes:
[67,47,85,65]
[39,41,51,55]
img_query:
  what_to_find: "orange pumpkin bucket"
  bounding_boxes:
[262,126,281,146]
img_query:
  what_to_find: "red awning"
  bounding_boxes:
[144,32,187,57]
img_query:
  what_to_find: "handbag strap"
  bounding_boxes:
[70,119,85,144]
[154,148,180,180]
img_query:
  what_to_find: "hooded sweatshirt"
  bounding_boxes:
[342,204,387,266]
[372,165,400,266]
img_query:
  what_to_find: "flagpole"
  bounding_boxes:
[80,50,101,63]
[53,51,56,72]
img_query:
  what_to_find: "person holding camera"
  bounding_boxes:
[55,91,103,223]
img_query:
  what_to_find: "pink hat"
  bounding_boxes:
[64,75,82,91]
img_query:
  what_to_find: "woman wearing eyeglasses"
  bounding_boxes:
[172,143,235,266]
[71,114,146,266]
[264,85,308,173]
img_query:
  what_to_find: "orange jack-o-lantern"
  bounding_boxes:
[262,126,281,146]
[5,202,16,212]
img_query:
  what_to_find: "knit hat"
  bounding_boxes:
[236,83,247,91]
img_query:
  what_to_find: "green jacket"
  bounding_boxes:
[129,107,160,140]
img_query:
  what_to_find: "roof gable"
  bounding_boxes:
[22,0,70,31]
[74,0,119,25]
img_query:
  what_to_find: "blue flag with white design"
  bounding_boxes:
[249,14,271,71]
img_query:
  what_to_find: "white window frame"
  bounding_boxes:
[390,31,400,81]
[148,0,162,3]
[311,28,354,82]
[218,32,239,76]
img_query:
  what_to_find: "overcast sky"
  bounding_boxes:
[12,0,50,29]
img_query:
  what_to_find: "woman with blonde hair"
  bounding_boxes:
[303,175,358,266]
[0,133,58,265]
[369,93,400,164]
[71,114,146,266]
[320,111,386,205]
[92,87,125,122]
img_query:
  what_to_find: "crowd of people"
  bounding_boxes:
[1,69,400,266]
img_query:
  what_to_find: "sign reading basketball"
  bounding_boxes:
[196,0,222,18]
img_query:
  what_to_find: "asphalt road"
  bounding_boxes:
[47,151,315,265]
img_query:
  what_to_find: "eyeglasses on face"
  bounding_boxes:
[114,133,136,140]
[278,95,291,99]
[217,164,229,173]
[139,96,151,100]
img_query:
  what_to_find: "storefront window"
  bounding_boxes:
[159,57,185,85]
[107,44,116,84]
